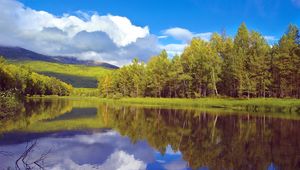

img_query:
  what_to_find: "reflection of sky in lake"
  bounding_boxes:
[0,130,191,170]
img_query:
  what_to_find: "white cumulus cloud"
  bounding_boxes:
[163,27,194,42]
[163,27,212,42]
[161,27,212,56]
[0,0,159,66]
[0,0,219,66]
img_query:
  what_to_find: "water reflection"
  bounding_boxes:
[0,130,193,170]
[0,130,155,169]
[0,99,300,170]
[101,105,300,170]
[0,98,73,133]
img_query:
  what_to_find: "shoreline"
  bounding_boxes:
[27,96,300,114]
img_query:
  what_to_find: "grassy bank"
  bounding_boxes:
[101,97,300,113]
[30,96,300,114]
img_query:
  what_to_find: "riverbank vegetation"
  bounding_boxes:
[71,88,100,97]
[100,97,300,114]
[0,91,22,119]
[29,96,300,115]
[98,23,300,99]
[98,97,300,108]
[0,57,73,96]
[0,57,74,118]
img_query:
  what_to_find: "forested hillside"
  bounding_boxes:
[0,57,73,96]
[12,61,112,88]
[99,23,300,98]
[0,46,118,69]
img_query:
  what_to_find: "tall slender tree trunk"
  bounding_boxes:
[263,81,266,98]
[158,87,161,97]
[212,69,218,96]
[198,82,202,97]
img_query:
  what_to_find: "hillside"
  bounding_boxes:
[0,58,73,97]
[0,46,116,88]
[0,46,119,69]
[11,61,112,88]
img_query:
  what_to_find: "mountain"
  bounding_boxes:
[0,46,119,69]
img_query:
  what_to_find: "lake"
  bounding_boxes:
[0,98,300,170]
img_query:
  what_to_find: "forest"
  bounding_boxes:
[98,23,300,98]
[0,57,73,97]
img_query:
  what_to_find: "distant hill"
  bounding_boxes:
[0,46,119,69]
[0,46,115,88]
[12,60,112,88]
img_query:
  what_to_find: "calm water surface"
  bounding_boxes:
[0,99,300,170]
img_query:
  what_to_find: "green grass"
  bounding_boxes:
[101,97,299,107]
[10,60,112,88]
[31,96,300,115]
[100,97,300,112]
[71,88,100,97]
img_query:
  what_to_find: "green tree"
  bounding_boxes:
[211,33,236,97]
[167,55,191,97]
[181,38,222,97]
[233,23,250,97]
[128,58,147,97]
[146,50,170,97]
[98,73,114,97]
[271,24,300,98]
[247,31,271,97]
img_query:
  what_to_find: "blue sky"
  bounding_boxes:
[19,0,300,40]
[1,0,299,65]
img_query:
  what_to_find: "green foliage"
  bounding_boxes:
[11,60,112,88]
[71,88,100,97]
[0,91,22,118]
[100,97,300,114]
[98,23,300,99]
[181,38,222,97]
[270,24,300,98]
[0,57,73,96]
[146,50,170,97]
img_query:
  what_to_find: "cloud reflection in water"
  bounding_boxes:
[0,130,189,170]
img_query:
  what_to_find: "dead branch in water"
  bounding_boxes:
[14,140,51,170]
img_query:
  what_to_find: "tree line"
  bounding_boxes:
[101,105,300,170]
[98,23,300,98]
[0,57,73,96]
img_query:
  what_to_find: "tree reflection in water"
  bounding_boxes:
[0,99,299,170]
[100,104,300,170]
